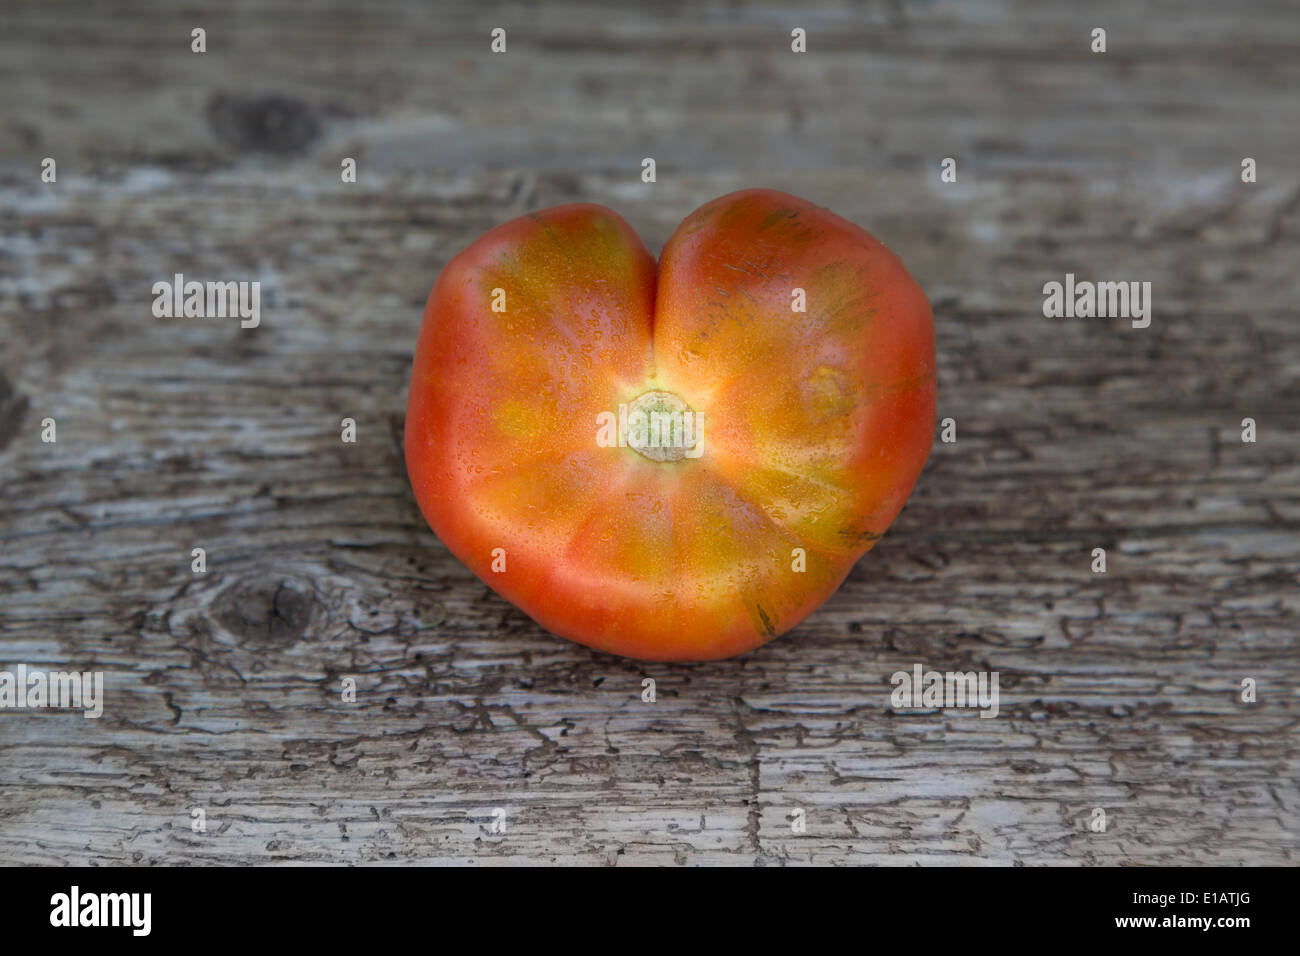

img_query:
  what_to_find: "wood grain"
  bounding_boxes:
[1,0,1297,865]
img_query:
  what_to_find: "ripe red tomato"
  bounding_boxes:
[405,189,935,661]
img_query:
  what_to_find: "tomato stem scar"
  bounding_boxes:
[625,389,698,463]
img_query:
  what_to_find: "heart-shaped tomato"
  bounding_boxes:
[405,189,935,661]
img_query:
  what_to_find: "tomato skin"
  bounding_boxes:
[406,190,935,661]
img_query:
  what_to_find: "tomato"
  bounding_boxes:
[405,189,935,661]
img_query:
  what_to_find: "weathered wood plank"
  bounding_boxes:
[0,0,1297,865]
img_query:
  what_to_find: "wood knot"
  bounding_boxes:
[0,374,30,453]
[211,577,319,645]
[207,92,321,156]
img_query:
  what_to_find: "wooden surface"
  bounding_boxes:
[1,0,1298,865]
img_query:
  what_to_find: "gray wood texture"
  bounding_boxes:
[1,0,1297,865]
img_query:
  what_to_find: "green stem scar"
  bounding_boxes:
[625,389,701,462]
